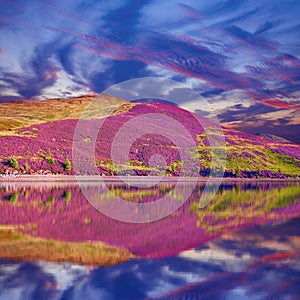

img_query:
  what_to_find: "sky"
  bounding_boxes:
[0,0,299,142]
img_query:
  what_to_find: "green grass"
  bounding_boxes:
[9,157,19,169]
[65,158,72,171]
[197,140,300,177]
[47,157,55,164]
[95,159,153,173]
[263,150,300,176]
[191,184,300,233]
[9,192,18,205]
[64,190,72,204]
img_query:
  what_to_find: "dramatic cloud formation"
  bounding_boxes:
[0,0,299,139]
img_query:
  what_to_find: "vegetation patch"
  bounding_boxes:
[0,226,135,266]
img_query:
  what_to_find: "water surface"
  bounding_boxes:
[0,180,299,299]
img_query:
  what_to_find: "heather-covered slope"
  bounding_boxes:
[0,99,299,178]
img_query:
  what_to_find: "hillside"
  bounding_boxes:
[0,94,128,135]
[0,96,299,178]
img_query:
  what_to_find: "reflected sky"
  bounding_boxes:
[0,217,299,300]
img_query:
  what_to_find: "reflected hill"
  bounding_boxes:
[0,181,299,263]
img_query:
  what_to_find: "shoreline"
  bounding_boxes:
[0,174,299,183]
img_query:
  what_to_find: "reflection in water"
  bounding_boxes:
[0,181,300,299]
[0,217,299,300]
[0,181,299,258]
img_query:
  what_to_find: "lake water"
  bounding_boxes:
[0,180,299,299]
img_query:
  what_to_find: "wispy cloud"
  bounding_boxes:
[177,3,205,20]
[0,0,299,114]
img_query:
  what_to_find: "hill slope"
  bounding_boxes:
[0,97,299,178]
[0,94,127,135]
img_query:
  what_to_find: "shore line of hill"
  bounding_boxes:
[0,174,299,183]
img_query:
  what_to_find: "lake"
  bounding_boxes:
[0,179,299,299]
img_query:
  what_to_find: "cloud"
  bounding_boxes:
[0,0,299,118]
[247,54,300,82]
[218,102,300,143]
[0,42,62,99]
[0,261,59,300]
[53,26,263,92]
[254,21,280,35]
[226,25,275,49]
[177,3,205,19]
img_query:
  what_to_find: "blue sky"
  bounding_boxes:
[0,0,299,141]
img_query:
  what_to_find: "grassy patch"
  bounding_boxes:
[191,184,300,233]
[0,226,135,266]
[9,157,19,169]
[0,95,127,136]
[264,150,300,176]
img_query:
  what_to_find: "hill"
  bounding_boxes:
[0,96,299,178]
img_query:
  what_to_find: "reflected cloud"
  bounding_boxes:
[0,217,299,300]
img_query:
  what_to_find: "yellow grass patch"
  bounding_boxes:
[0,226,135,266]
